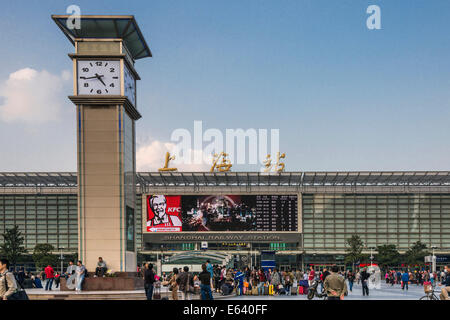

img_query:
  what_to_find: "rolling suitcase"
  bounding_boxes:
[291,286,297,295]
[251,286,258,295]
[268,284,274,295]
[298,286,303,295]
[222,284,232,295]
[153,281,161,299]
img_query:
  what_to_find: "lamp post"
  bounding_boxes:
[369,247,375,267]
[58,247,64,274]
[159,244,164,277]
[431,246,438,273]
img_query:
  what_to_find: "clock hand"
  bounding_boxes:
[80,76,98,79]
[95,73,106,86]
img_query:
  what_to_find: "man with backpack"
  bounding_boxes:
[0,258,17,300]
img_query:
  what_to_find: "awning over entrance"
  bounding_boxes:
[164,251,232,266]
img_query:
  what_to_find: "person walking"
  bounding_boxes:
[169,268,179,300]
[271,268,281,295]
[320,267,330,293]
[389,270,395,286]
[213,266,221,293]
[396,270,402,285]
[284,269,293,296]
[323,265,347,300]
[144,263,155,300]
[401,270,409,291]
[199,264,214,300]
[257,269,266,295]
[308,266,315,286]
[177,266,194,300]
[347,270,355,292]
[0,258,18,300]
[44,264,55,291]
[75,260,86,293]
[206,260,214,290]
[360,267,370,296]
[234,269,244,296]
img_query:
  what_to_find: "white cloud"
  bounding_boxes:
[0,68,70,124]
[137,139,211,172]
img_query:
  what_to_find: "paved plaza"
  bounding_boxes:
[222,282,436,300]
[28,280,444,300]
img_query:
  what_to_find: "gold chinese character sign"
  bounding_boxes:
[210,152,232,172]
[158,152,178,172]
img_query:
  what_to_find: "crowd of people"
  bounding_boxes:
[1,255,449,300]
[384,269,445,287]
[140,262,450,300]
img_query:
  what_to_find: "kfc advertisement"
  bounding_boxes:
[146,195,182,232]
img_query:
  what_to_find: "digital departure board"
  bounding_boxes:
[146,194,298,232]
[255,195,297,231]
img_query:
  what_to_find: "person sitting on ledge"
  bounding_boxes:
[94,257,107,277]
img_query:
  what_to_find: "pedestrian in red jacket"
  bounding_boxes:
[44,265,55,291]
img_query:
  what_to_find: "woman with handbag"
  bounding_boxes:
[169,268,179,300]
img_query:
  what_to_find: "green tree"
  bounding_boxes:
[32,244,58,271]
[344,234,365,271]
[404,241,430,267]
[376,244,400,269]
[0,225,27,269]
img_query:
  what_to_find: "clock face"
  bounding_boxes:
[77,60,121,95]
[124,64,136,106]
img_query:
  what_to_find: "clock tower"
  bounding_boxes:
[53,15,152,272]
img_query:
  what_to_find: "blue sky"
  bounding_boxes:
[0,0,449,171]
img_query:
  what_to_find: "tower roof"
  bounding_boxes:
[52,15,152,60]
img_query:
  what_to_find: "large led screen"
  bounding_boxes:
[146,195,297,232]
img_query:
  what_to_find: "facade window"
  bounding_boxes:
[302,194,450,252]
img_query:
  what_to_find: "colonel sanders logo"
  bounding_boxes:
[147,195,182,232]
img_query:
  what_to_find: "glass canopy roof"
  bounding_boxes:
[52,15,152,60]
[1,172,449,188]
